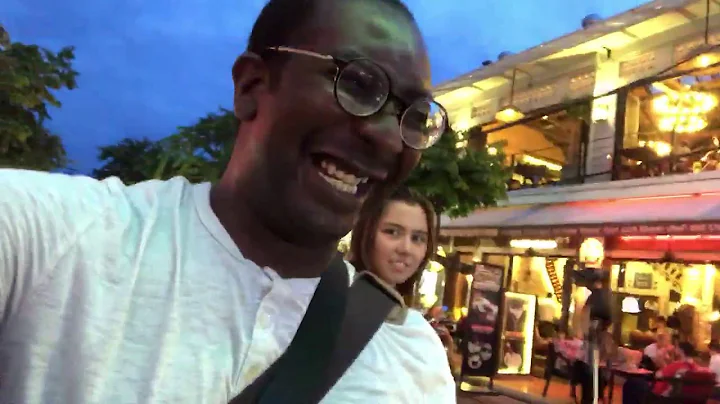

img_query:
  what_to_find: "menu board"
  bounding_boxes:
[461,263,506,377]
[633,273,653,289]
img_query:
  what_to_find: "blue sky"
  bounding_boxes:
[2,0,646,173]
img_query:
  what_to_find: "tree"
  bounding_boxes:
[158,108,236,182]
[405,128,509,220]
[93,109,236,184]
[0,25,77,170]
[93,137,168,184]
[405,128,508,307]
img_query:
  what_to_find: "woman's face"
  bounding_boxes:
[370,201,429,286]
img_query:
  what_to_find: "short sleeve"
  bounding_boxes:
[0,169,116,325]
[643,344,656,358]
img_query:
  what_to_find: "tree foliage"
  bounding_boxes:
[0,25,77,170]
[92,137,167,183]
[405,129,509,218]
[94,108,236,184]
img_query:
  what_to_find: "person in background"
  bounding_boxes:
[347,185,455,370]
[622,341,697,404]
[708,340,720,384]
[640,332,672,371]
[348,185,435,299]
[651,341,698,396]
[426,306,453,353]
[651,316,667,333]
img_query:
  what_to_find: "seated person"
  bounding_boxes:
[640,332,672,371]
[708,340,720,384]
[651,316,667,333]
[622,341,697,404]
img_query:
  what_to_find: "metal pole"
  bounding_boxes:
[582,319,600,404]
[589,319,600,404]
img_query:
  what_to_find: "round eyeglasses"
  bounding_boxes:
[266,46,448,150]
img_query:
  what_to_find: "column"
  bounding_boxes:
[585,53,621,183]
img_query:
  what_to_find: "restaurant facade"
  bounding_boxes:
[422,0,720,377]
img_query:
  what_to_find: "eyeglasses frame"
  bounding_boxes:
[265,46,448,150]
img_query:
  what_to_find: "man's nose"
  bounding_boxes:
[352,108,404,156]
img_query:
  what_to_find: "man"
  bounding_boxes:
[641,332,672,371]
[651,341,698,396]
[622,342,698,404]
[0,0,454,402]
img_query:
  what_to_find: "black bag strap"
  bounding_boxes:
[311,272,400,400]
[229,258,399,404]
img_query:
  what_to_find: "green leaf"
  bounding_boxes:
[406,127,508,218]
[0,24,77,171]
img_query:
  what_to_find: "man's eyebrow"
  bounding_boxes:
[334,48,365,60]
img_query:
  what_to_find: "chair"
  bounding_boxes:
[542,342,578,403]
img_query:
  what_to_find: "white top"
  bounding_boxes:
[709,353,720,384]
[643,343,659,359]
[0,169,456,404]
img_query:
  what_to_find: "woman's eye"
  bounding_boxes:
[382,228,400,237]
[412,234,427,244]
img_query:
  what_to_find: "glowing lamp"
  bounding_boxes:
[621,297,641,314]
[495,105,524,123]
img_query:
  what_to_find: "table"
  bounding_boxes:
[607,367,654,403]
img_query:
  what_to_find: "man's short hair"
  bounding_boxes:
[248,0,415,58]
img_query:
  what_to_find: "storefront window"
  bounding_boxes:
[617,69,720,180]
[509,255,564,321]
[610,260,719,347]
[482,107,589,190]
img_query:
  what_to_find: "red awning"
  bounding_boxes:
[441,193,720,238]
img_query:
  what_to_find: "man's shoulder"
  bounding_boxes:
[121,176,204,208]
[0,169,205,235]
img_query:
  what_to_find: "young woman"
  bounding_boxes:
[342,186,455,401]
[348,186,436,298]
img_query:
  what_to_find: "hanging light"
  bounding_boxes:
[496,106,524,122]
[495,68,525,123]
[621,297,641,314]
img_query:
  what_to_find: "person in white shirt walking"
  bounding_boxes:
[708,340,720,384]
[0,0,453,402]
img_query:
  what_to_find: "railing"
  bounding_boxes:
[506,147,584,190]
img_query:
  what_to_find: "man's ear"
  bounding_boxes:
[232,52,268,121]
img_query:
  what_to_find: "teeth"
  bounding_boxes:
[318,159,368,188]
[319,172,358,194]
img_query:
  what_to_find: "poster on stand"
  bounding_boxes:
[461,262,505,378]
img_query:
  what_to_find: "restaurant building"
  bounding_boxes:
[424,0,720,376]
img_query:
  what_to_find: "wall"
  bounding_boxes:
[617,261,670,314]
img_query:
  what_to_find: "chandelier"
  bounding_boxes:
[653,90,717,133]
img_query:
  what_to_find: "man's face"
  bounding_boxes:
[234,0,431,245]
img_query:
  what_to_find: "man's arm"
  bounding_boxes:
[0,169,114,325]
